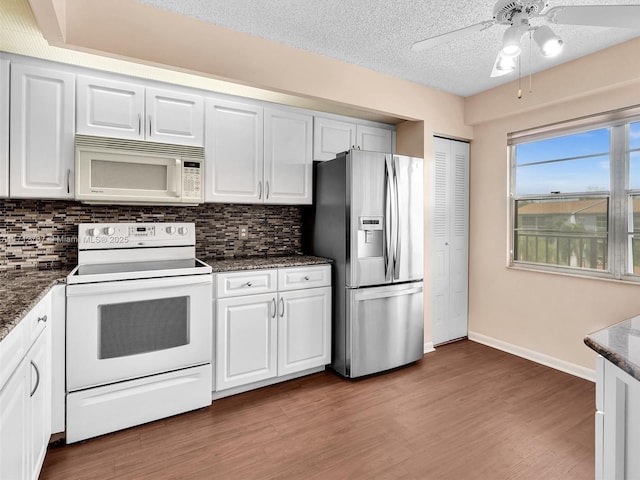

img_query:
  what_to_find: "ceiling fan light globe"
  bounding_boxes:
[501,44,521,57]
[501,24,524,58]
[534,25,564,57]
[496,54,517,71]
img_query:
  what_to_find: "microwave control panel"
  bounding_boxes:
[182,159,203,201]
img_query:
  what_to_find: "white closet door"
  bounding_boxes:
[432,137,469,345]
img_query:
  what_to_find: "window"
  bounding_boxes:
[510,112,640,281]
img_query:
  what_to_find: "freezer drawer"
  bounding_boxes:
[347,281,423,377]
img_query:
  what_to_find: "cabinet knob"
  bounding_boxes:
[304,276,310,281]
[37,315,47,323]
[245,281,252,287]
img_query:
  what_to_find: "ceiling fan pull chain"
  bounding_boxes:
[517,55,522,99]
[529,29,533,94]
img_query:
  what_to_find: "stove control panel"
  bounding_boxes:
[78,223,195,250]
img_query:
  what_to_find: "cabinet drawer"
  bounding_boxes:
[278,265,331,291]
[25,294,51,348]
[215,269,277,298]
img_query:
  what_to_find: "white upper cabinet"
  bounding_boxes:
[10,63,75,199]
[313,117,356,161]
[76,76,144,140]
[356,124,393,153]
[205,99,312,205]
[264,108,312,205]
[77,75,204,146]
[145,87,204,145]
[313,116,394,160]
[0,57,9,198]
[205,98,264,203]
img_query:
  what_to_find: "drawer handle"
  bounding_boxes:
[37,315,47,323]
[30,360,40,397]
[304,276,310,281]
[245,281,252,287]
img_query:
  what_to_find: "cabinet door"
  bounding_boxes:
[356,124,393,153]
[0,57,9,198]
[264,108,312,205]
[216,293,277,390]
[76,75,145,140]
[205,99,263,203]
[0,361,28,480]
[146,87,204,146]
[277,287,331,376]
[602,359,640,479]
[10,63,75,198]
[313,116,356,161]
[28,330,50,480]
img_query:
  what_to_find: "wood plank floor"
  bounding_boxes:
[41,340,595,480]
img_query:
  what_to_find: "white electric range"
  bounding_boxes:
[65,222,212,443]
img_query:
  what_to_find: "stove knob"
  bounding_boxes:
[166,226,176,235]
[87,228,100,237]
[103,227,115,235]
[178,226,188,236]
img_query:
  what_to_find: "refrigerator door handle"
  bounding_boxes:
[384,157,393,281]
[353,284,423,301]
[392,156,401,280]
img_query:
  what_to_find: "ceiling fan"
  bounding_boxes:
[412,0,640,78]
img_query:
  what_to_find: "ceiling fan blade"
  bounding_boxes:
[546,5,640,28]
[411,20,495,52]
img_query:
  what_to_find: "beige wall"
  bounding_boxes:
[465,38,640,373]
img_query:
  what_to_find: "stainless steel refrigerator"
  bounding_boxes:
[312,149,423,378]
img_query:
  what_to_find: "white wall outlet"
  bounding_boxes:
[239,225,248,239]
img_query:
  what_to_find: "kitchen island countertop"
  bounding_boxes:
[0,268,70,342]
[585,316,640,382]
[202,254,332,272]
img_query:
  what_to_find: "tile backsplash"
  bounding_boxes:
[0,199,305,270]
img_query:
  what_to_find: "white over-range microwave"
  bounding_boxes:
[75,135,204,205]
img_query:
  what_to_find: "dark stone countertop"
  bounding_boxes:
[202,254,332,273]
[0,268,70,343]
[585,316,640,382]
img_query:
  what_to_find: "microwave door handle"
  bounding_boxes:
[174,159,182,197]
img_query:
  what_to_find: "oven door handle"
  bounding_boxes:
[66,275,212,296]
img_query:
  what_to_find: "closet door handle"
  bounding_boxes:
[30,360,40,397]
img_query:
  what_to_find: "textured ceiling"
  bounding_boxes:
[135,0,640,97]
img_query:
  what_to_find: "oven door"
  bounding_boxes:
[66,274,212,391]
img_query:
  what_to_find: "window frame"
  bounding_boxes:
[507,105,640,282]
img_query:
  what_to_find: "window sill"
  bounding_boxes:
[507,263,640,286]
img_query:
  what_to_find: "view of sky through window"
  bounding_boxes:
[515,128,610,196]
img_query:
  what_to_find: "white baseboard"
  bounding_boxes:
[424,342,435,354]
[468,331,596,382]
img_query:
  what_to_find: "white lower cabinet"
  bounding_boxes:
[216,293,278,391]
[597,356,640,480]
[277,287,331,376]
[0,293,52,480]
[214,265,331,394]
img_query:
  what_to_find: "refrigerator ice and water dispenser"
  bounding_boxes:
[357,216,383,258]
